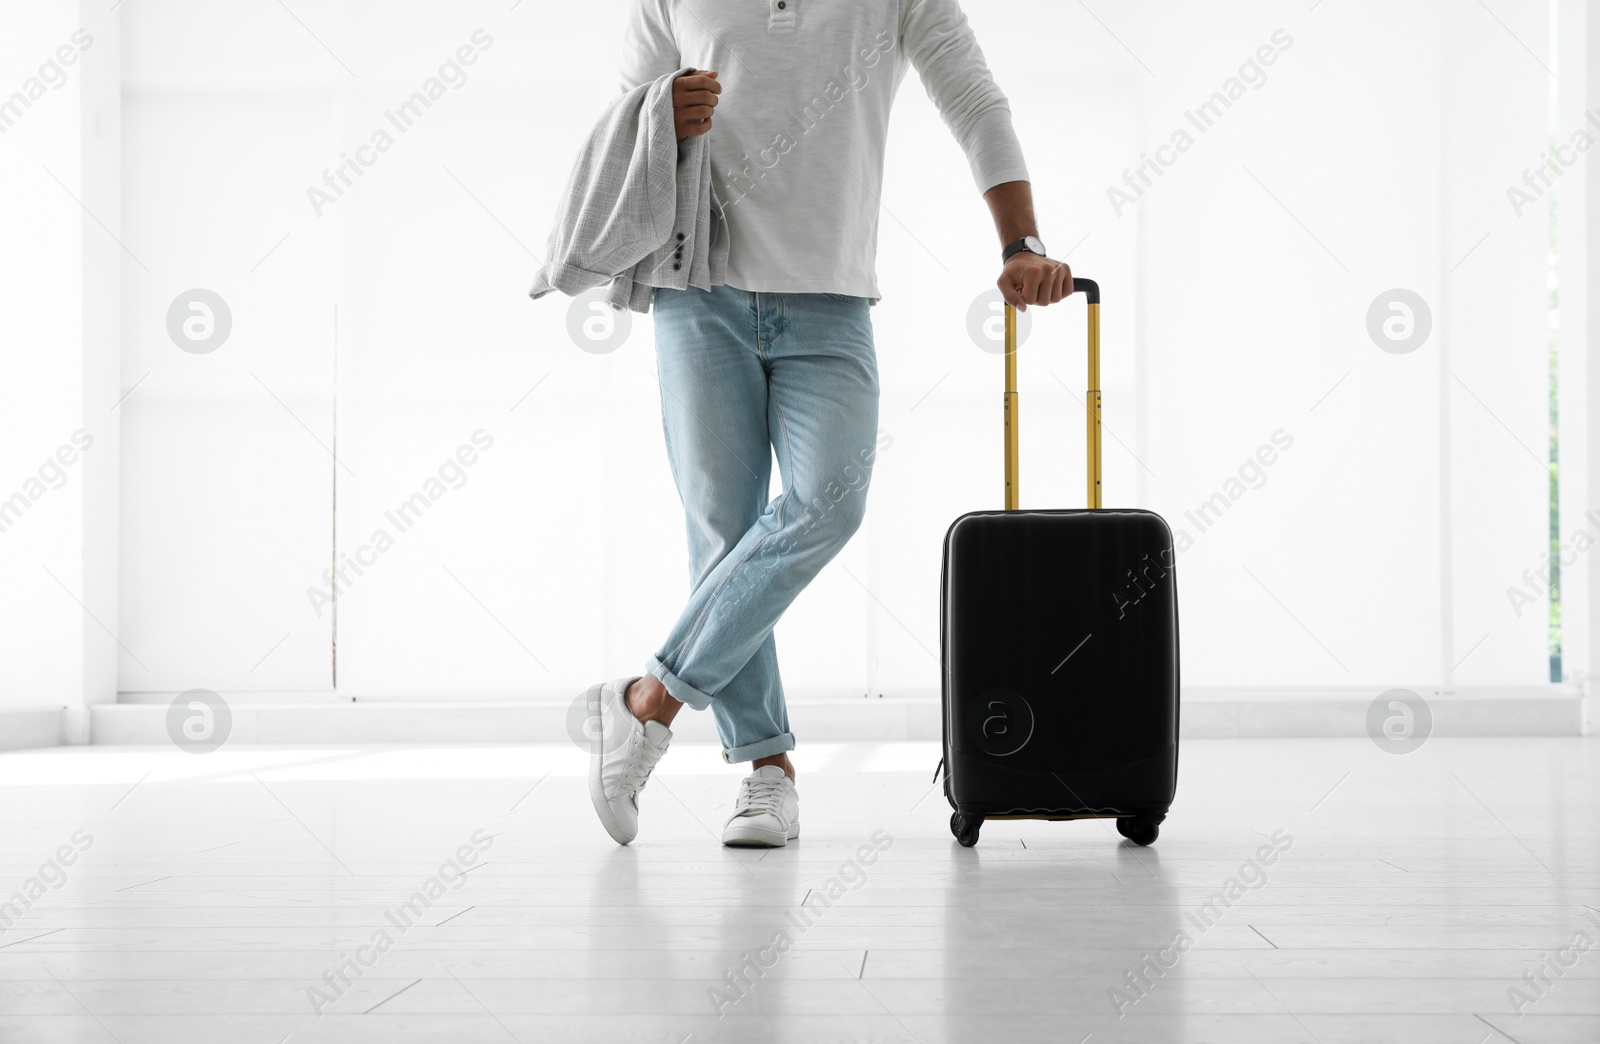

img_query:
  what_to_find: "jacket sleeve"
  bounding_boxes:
[621,0,681,93]
[528,76,680,303]
[899,0,1030,193]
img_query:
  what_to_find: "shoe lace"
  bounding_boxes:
[735,776,788,817]
[611,733,665,800]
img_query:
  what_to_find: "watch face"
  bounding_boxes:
[1024,236,1046,256]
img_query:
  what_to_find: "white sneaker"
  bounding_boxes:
[586,677,672,846]
[722,765,799,848]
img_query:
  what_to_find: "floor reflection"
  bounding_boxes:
[941,824,1183,1041]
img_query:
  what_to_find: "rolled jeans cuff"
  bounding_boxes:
[723,731,796,764]
[646,656,714,711]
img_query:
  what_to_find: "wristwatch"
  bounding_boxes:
[1002,235,1047,263]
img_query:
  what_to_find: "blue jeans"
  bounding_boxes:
[647,285,881,762]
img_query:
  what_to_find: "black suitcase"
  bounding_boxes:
[940,278,1179,848]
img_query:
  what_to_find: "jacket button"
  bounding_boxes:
[673,263,682,271]
[677,233,685,241]
[777,0,786,8]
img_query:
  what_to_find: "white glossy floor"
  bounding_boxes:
[0,738,1596,1044]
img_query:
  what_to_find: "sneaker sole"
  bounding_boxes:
[722,820,800,848]
[585,683,636,846]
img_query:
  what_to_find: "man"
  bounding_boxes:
[585,0,1071,847]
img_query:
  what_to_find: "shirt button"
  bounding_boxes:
[677,233,685,241]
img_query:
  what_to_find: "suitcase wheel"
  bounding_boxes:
[1116,816,1160,847]
[950,812,983,847]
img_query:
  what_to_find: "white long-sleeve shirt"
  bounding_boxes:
[619,0,1030,300]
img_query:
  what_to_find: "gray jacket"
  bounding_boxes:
[528,68,728,314]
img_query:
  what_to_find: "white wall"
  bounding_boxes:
[0,0,1572,708]
[0,0,120,732]
[1126,0,1551,692]
[116,1,344,696]
[1573,0,1600,705]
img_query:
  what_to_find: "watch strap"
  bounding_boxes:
[1002,236,1044,263]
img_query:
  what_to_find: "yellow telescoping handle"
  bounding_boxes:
[1002,279,1102,511]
